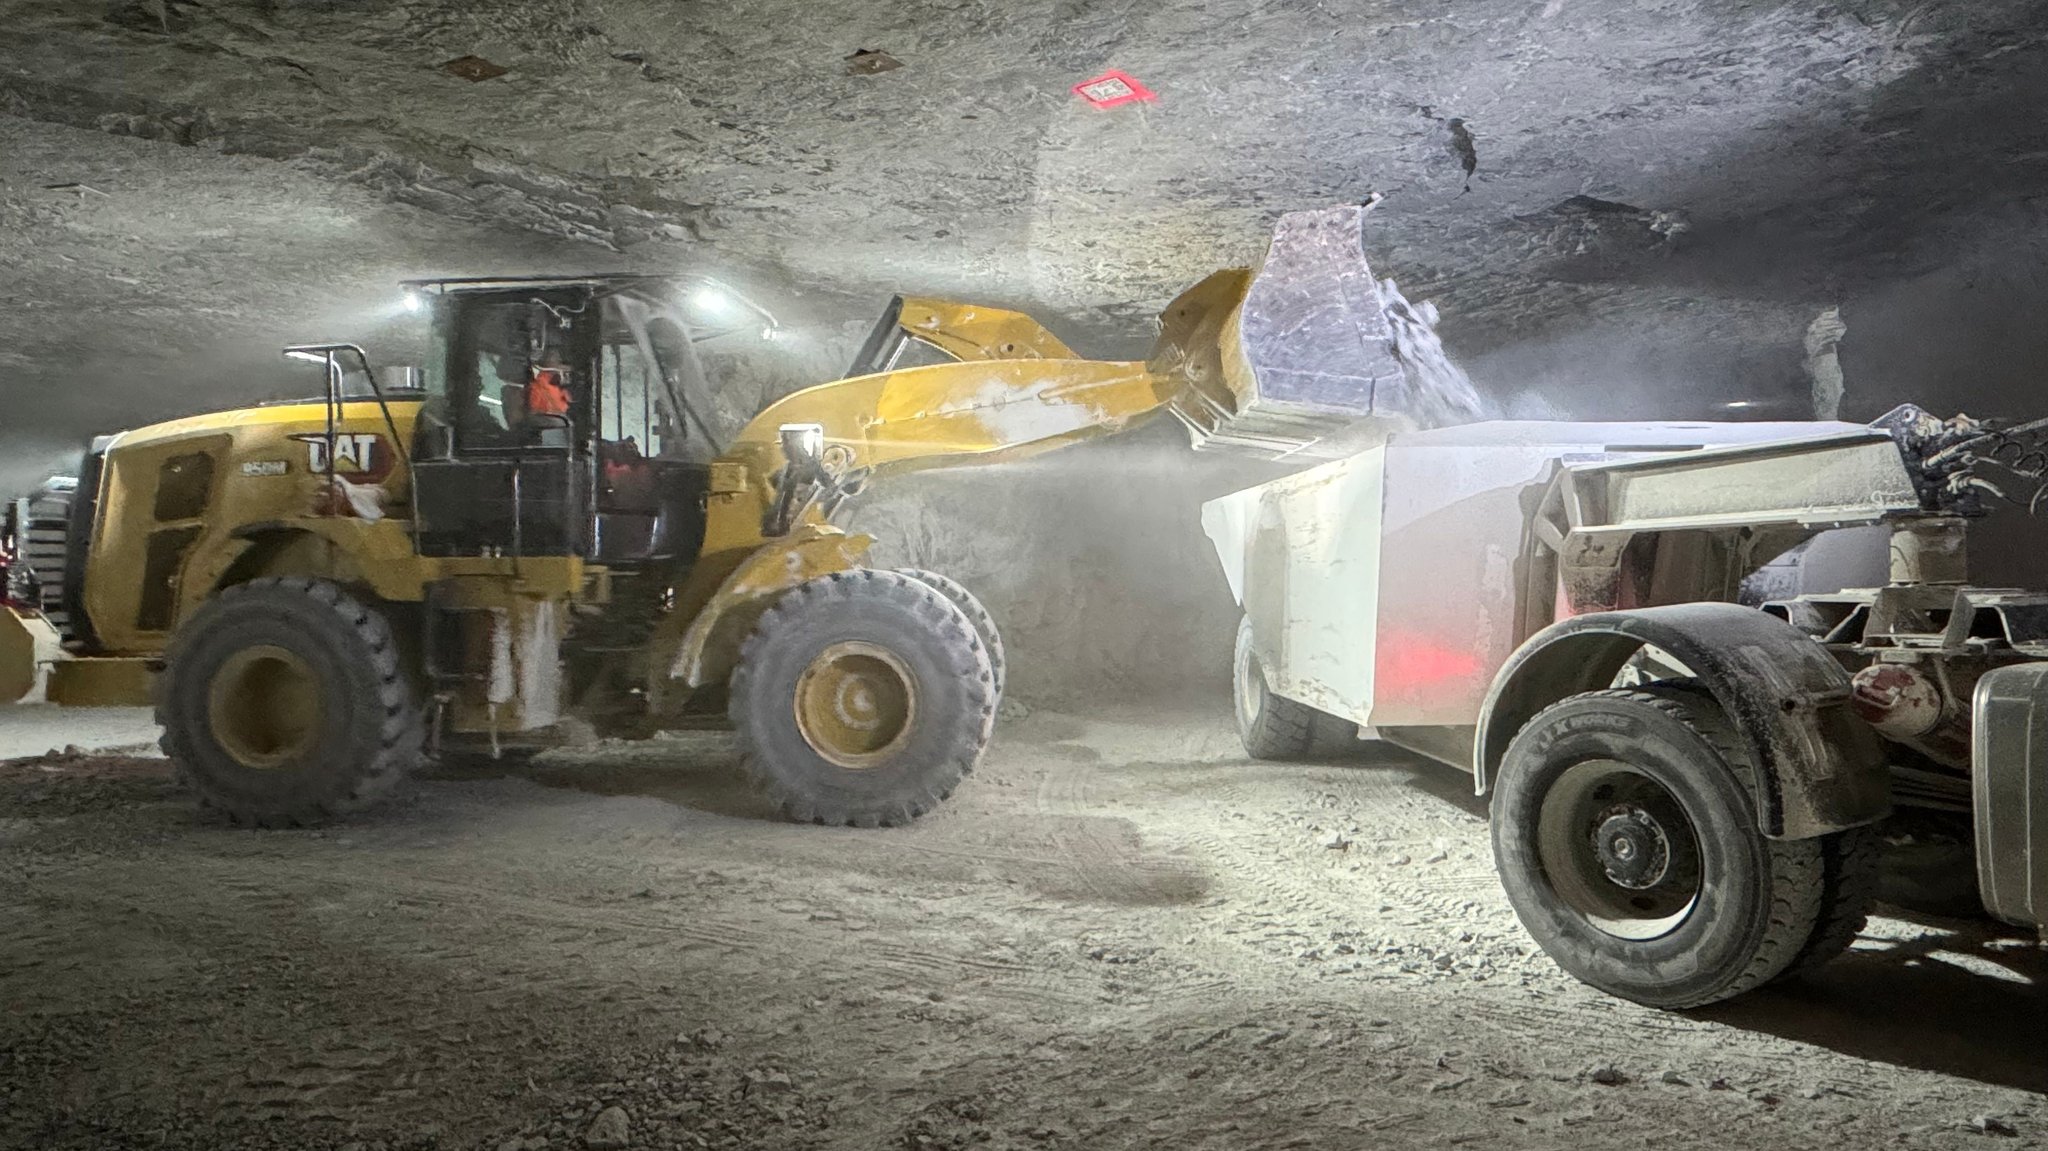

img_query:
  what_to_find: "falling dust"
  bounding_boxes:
[1377,276,1497,429]
[851,422,1280,707]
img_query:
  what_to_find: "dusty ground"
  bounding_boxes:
[1,703,2041,1151]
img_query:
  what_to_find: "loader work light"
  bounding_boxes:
[692,286,735,318]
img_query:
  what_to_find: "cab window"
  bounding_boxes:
[598,337,665,460]
[442,293,586,452]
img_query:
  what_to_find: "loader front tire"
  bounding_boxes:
[895,568,1006,700]
[730,569,996,827]
[1234,615,1316,760]
[158,577,423,827]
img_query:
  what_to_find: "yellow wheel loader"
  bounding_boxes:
[0,202,1453,828]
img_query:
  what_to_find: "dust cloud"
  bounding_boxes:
[851,421,1288,706]
[0,437,87,506]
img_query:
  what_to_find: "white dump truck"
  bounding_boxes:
[1205,407,2048,1007]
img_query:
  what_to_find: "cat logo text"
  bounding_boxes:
[288,433,394,483]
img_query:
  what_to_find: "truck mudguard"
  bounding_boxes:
[1475,603,1889,839]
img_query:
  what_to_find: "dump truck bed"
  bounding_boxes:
[1201,419,1872,742]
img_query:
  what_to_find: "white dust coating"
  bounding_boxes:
[926,375,1123,445]
[487,609,514,707]
[515,599,563,730]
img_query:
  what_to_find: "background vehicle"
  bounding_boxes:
[1207,408,2048,1006]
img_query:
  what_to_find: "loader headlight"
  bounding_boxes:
[692,286,734,318]
[683,280,780,339]
[402,290,423,314]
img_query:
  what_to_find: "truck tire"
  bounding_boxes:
[1491,686,1841,1008]
[157,577,424,827]
[1234,615,1316,760]
[896,568,1005,700]
[1785,823,1882,976]
[729,569,995,827]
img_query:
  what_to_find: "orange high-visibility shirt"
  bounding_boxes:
[528,368,570,416]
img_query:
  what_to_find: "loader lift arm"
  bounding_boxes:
[715,200,1434,536]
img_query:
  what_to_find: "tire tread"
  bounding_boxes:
[895,567,1006,700]
[1783,823,1882,978]
[1235,616,1317,760]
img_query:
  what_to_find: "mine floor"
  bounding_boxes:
[1,702,2042,1150]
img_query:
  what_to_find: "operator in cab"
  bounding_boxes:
[527,347,572,418]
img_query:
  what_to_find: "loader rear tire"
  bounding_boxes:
[1234,615,1316,760]
[730,569,996,827]
[896,568,1005,700]
[157,577,423,827]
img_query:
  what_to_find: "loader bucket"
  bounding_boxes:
[1155,202,1488,459]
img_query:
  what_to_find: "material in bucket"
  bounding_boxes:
[1158,200,1490,459]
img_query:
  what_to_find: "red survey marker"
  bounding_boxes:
[1072,70,1156,109]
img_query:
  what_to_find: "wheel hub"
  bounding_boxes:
[793,641,918,770]
[1592,805,1672,890]
[206,644,323,770]
[1534,758,1705,941]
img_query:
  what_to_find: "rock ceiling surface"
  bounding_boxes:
[2,0,2045,482]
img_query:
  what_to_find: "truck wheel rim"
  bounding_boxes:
[794,641,917,770]
[1534,759,1702,941]
[207,645,323,770]
[1234,640,1264,725]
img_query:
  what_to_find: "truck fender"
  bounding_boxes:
[176,523,364,607]
[1473,603,1888,840]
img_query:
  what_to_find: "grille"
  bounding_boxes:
[16,475,77,638]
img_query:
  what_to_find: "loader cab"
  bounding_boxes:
[406,276,734,569]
